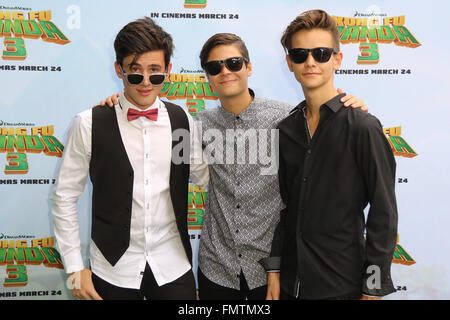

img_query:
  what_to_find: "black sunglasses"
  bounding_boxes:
[288,47,339,64]
[204,56,248,76]
[119,65,167,86]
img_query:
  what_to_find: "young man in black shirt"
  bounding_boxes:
[261,9,398,300]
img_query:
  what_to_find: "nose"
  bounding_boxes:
[218,62,232,75]
[304,52,316,67]
[141,73,151,86]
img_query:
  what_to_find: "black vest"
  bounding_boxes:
[89,102,191,266]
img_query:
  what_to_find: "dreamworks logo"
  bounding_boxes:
[354,5,387,17]
[0,233,35,239]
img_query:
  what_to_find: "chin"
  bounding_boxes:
[132,97,157,109]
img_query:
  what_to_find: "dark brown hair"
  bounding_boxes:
[114,17,173,68]
[281,9,340,52]
[199,33,250,70]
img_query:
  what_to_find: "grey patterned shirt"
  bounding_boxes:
[195,91,293,290]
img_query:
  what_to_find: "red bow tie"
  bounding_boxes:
[127,108,158,121]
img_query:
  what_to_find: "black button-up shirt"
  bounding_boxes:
[265,93,398,299]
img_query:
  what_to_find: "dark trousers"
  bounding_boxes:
[197,268,267,300]
[92,263,196,300]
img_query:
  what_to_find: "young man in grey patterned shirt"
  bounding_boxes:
[100,32,366,300]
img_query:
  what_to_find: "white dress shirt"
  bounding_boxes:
[51,95,209,289]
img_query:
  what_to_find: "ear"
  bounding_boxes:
[114,61,123,79]
[333,51,343,71]
[205,72,215,90]
[246,61,253,77]
[285,54,294,72]
[166,62,172,75]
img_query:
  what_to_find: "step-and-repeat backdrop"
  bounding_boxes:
[1,0,449,300]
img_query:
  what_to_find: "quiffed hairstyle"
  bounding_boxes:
[280,9,340,52]
[199,33,250,70]
[114,17,173,68]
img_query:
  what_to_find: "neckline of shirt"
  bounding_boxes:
[218,88,261,120]
[297,92,346,114]
[118,94,163,116]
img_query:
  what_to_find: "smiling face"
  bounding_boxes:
[114,50,171,110]
[286,28,342,93]
[205,44,252,102]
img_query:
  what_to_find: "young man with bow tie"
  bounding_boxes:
[51,17,208,300]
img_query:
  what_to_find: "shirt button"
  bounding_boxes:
[236,204,241,209]
[236,116,240,120]
[303,177,308,182]
[238,254,242,258]
[236,229,239,234]
[307,149,312,154]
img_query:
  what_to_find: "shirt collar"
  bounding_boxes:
[218,88,258,120]
[325,93,346,113]
[296,92,346,115]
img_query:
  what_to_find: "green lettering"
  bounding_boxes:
[41,247,64,268]
[340,26,360,43]
[24,135,45,153]
[39,21,70,44]
[6,248,25,265]
[388,136,418,158]
[4,265,28,287]
[24,248,45,265]
[359,26,377,42]
[167,82,186,99]
[2,20,23,37]
[41,135,64,157]
[377,26,395,42]
[393,244,415,265]
[22,20,43,39]
[393,26,421,48]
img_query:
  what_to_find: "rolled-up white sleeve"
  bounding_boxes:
[51,111,91,274]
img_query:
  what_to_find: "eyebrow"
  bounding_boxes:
[127,63,163,69]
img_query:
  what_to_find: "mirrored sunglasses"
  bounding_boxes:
[119,65,167,86]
